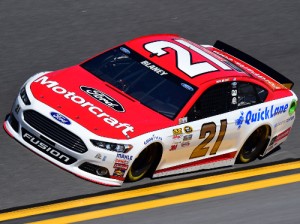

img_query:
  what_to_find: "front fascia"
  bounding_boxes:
[4,73,155,186]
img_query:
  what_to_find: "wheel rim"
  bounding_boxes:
[127,147,155,181]
[239,126,269,163]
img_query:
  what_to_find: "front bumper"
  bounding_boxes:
[3,95,125,187]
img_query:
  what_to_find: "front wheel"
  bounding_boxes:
[126,145,158,182]
[237,126,270,163]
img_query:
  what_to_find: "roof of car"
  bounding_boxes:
[125,34,250,87]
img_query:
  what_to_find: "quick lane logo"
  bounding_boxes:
[235,104,288,129]
[80,86,125,112]
[33,76,134,136]
[22,128,76,165]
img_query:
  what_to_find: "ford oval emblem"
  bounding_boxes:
[181,83,194,91]
[50,112,71,125]
[120,47,131,55]
[80,86,125,112]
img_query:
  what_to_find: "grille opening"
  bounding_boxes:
[40,135,56,146]
[23,110,88,153]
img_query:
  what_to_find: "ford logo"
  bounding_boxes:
[120,47,131,55]
[181,83,194,91]
[80,86,125,112]
[50,112,71,125]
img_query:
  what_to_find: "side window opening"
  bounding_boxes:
[187,83,232,121]
[186,81,268,122]
[255,85,268,102]
[237,83,257,108]
[237,82,268,108]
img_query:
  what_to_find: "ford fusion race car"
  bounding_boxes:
[4,34,297,186]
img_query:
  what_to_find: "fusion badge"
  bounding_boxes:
[22,128,76,165]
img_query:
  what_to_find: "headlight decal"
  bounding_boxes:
[20,86,31,105]
[91,140,133,153]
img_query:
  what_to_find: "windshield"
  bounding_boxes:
[80,46,197,119]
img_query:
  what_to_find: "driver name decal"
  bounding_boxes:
[140,60,168,76]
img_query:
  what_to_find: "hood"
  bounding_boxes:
[30,66,174,139]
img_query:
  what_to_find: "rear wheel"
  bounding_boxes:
[237,126,270,163]
[126,144,159,182]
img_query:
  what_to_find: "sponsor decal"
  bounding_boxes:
[181,141,190,147]
[274,120,285,128]
[173,128,183,135]
[235,112,244,129]
[231,82,237,88]
[113,163,129,170]
[181,83,194,91]
[183,134,192,141]
[286,115,295,123]
[179,117,188,124]
[170,143,178,151]
[235,104,288,129]
[80,86,125,112]
[95,153,102,160]
[172,134,182,144]
[231,89,237,105]
[113,168,126,177]
[144,134,162,145]
[274,128,291,144]
[231,89,237,96]
[34,76,134,136]
[114,158,129,165]
[184,126,193,134]
[216,78,229,83]
[274,115,295,128]
[231,97,237,105]
[172,134,182,140]
[117,153,133,161]
[50,112,71,125]
[22,128,76,165]
[120,47,131,54]
[140,60,168,76]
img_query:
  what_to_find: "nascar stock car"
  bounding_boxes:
[4,34,297,186]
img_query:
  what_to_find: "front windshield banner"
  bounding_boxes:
[81,45,197,119]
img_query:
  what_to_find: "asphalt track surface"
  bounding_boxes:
[0,0,300,223]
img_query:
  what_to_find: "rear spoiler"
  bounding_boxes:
[213,40,294,89]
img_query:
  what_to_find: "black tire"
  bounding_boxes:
[237,126,270,163]
[126,144,159,182]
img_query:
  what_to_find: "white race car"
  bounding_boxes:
[4,34,297,186]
